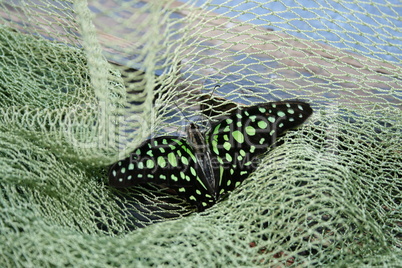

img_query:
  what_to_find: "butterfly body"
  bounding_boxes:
[186,123,219,199]
[109,101,313,211]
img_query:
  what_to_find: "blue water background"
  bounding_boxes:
[183,0,402,64]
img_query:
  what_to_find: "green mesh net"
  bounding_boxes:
[1,0,401,266]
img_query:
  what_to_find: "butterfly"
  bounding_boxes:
[109,101,313,211]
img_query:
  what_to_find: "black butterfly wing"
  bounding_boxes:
[109,136,216,211]
[206,101,313,199]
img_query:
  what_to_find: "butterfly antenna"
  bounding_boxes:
[172,83,221,133]
[183,83,221,128]
[171,82,208,132]
[206,84,220,117]
[171,94,193,135]
[199,84,221,129]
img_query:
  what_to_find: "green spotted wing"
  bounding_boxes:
[109,136,216,211]
[205,101,313,200]
[109,101,313,211]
